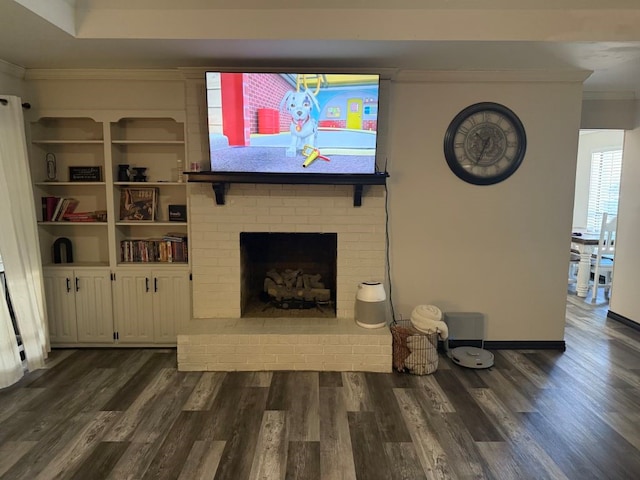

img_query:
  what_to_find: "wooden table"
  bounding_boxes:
[571,233,600,297]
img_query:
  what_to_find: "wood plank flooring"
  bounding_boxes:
[1,296,639,480]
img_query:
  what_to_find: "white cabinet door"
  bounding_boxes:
[44,267,114,344]
[75,269,113,343]
[43,269,77,343]
[112,270,154,343]
[153,271,190,343]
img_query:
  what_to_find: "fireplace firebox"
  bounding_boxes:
[240,232,337,317]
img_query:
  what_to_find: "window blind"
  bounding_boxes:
[587,149,622,232]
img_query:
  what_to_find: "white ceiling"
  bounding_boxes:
[2,0,640,98]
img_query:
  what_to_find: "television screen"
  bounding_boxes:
[205,72,380,174]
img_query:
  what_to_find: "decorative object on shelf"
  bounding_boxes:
[443,102,527,185]
[177,159,184,183]
[117,164,131,182]
[53,237,73,264]
[119,187,158,221]
[95,210,107,222]
[45,152,57,182]
[190,162,201,172]
[132,167,148,182]
[168,204,187,222]
[69,166,102,182]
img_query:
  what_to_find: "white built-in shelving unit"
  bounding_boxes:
[29,113,191,346]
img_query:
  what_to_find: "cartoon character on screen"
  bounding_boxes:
[279,75,323,157]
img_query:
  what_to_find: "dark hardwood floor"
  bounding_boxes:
[1,295,639,480]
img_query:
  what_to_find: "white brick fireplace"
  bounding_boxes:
[177,75,392,372]
[178,183,392,372]
[189,183,387,319]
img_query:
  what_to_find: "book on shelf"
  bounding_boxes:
[163,232,188,241]
[41,196,59,221]
[41,197,79,221]
[119,187,158,221]
[58,199,79,220]
[120,235,188,263]
[63,211,99,222]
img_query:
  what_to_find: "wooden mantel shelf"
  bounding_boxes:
[186,171,389,207]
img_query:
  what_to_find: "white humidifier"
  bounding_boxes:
[355,282,387,328]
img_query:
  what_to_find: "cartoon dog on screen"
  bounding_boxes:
[280,88,320,157]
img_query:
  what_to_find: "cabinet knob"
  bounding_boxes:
[154,277,158,292]
[145,277,150,292]
[66,278,71,293]
[75,277,79,292]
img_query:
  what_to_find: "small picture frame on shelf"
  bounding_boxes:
[168,204,187,222]
[69,166,102,182]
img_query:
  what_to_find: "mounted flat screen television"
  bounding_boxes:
[205,72,381,175]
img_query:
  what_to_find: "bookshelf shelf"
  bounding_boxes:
[116,221,186,226]
[38,221,108,226]
[35,181,107,187]
[112,140,185,145]
[43,262,110,268]
[32,140,104,145]
[114,182,185,187]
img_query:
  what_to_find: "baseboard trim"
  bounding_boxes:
[607,310,640,331]
[439,340,566,351]
[483,341,566,351]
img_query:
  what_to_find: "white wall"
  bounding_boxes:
[572,130,624,229]
[388,73,583,341]
[581,99,638,130]
[0,60,25,97]
[23,71,185,112]
[609,126,640,324]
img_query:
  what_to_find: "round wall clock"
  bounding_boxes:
[443,102,527,185]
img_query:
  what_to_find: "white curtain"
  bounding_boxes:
[0,95,48,388]
[1,264,22,387]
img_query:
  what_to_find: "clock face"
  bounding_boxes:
[444,102,527,185]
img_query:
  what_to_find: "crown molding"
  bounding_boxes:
[178,67,398,81]
[395,69,592,84]
[0,59,26,79]
[24,69,183,81]
[20,67,596,85]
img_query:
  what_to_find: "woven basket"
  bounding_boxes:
[390,319,439,375]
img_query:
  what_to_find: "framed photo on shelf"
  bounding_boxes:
[119,187,158,221]
[168,204,187,222]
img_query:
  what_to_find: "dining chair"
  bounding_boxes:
[590,213,617,302]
